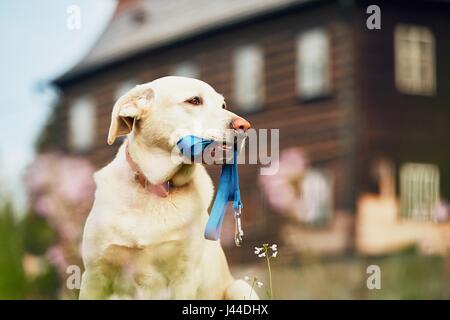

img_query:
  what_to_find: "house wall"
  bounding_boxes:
[354,0,450,201]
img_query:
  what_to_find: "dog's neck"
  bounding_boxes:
[126,135,195,187]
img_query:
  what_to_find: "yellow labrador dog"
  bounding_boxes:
[80,76,257,299]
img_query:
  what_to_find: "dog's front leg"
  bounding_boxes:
[169,267,202,299]
[225,279,260,300]
[171,281,199,300]
[79,267,112,300]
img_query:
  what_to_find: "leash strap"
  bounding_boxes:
[177,136,244,246]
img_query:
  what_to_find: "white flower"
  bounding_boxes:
[244,276,250,281]
[258,252,266,258]
[272,251,278,258]
[270,244,278,251]
[254,247,263,254]
[256,281,263,288]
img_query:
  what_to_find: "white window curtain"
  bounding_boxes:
[395,24,436,95]
[296,28,330,99]
[400,163,440,221]
[299,169,333,226]
[233,44,264,111]
[69,96,96,152]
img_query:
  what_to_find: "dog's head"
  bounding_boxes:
[108,76,251,154]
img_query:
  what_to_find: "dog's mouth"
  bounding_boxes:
[178,130,246,164]
[207,135,246,162]
[220,140,234,150]
[208,141,232,159]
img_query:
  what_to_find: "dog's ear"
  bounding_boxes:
[107,86,154,145]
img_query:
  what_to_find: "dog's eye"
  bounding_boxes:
[185,96,202,106]
[222,103,227,110]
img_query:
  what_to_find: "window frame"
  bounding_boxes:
[394,24,436,96]
[233,44,265,113]
[296,27,332,101]
[399,162,440,221]
[68,96,96,153]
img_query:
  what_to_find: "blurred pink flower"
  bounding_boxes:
[277,148,308,178]
[34,195,55,217]
[24,152,96,287]
[434,201,449,223]
[259,148,308,213]
[46,245,69,276]
[58,158,95,204]
[24,152,95,223]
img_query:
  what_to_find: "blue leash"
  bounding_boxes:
[177,135,244,246]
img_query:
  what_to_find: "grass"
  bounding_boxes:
[233,249,450,299]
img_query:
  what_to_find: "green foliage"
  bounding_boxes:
[0,203,60,299]
[21,212,56,256]
[20,213,59,299]
[25,261,59,300]
[0,203,26,299]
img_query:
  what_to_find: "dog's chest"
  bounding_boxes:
[104,182,206,248]
[95,187,206,298]
[100,238,201,298]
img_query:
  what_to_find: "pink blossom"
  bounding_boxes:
[46,245,68,275]
[434,201,449,223]
[24,152,96,289]
[34,195,55,218]
[259,148,308,214]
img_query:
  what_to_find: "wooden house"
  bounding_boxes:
[43,0,450,262]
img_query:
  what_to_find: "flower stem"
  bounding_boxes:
[266,255,273,299]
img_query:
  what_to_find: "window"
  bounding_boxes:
[400,163,440,221]
[296,28,331,99]
[299,169,334,226]
[115,79,138,100]
[68,96,96,152]
[395,25,436,95]
[233,44,264,111]
[171,61,199,78]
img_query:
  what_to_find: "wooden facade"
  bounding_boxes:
[44,0,450,262]
[354,0,450,200]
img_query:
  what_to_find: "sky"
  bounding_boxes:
[0,0,117,212]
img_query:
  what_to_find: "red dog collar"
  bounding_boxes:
[125,143,170,198]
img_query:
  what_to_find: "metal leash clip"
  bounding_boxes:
[234,206,244,247]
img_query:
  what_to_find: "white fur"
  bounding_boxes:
[80,76,257,300]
